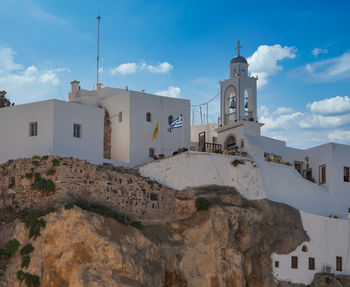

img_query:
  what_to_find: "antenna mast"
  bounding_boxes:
[96,12,101,88]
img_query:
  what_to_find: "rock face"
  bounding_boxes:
[1,186,308,287]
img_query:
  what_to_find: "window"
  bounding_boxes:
[319,165,326,184]
[29,122,38,137]
[168,115,174,125]
[344,167,350,182]
[336,256,342,271]
[302,245,308,252]
[309,257,315,270]
[73,124,81,138]
[291,256,298,269]
[146,112,152,122]
[149,148,155,158]
[240,139,244,148]
[275,261,279,268]
[118,112,122,122]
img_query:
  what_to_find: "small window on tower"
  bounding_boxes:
[168,115,174,125]
[344,167,350,182]
[149,148,155,158]
[309,257,315,270]
[29,122,38,137]
[336,256,343,271]
[240,139,244,148]
[291,256,298,269]
[118,112,122,122]
[146,112,152,122]
[73,124,81,138]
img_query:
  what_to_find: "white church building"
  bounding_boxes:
[0,84,190,166]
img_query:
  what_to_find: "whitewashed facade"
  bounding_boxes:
[0,100,104,164]
[69,83,191,166]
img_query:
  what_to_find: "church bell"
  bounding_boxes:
[229,100,236,109]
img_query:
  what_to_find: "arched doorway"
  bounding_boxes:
[224,134,237,151]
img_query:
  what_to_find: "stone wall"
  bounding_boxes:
[0,156,176,221]
[103,110,112,159]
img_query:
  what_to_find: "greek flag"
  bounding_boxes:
[168,113,183,132]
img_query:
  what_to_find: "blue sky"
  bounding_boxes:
[1,0,350,148]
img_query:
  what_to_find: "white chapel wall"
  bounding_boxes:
[273,211,350,285]
[52,100,104,165]
[129,92,190,166]
[0,100,54,163]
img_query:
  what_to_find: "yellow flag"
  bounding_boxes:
[152,121,159,140]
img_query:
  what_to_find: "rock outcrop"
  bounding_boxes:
[1,186,308,287]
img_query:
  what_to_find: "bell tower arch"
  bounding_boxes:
[220,41,258,126]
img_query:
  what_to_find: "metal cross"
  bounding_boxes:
[235,41,243,56]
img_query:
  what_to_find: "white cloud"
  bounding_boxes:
[155,86,181,98]
[312,48,328,58]
[293,51,350,81]
[259,105,302,131]
[0,47,67,104]
[110,61,173,75]
[247,44,297,88]
[274,107,295,115]
[307,96,350,115]
[145,62,173,73]
[110,63,137,75]
[0,47,23,72]
[299,113,350,129]
[328,129,350,143]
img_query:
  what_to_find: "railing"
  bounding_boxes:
[205,143,222,151]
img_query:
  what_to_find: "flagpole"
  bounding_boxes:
[182,114,184,148]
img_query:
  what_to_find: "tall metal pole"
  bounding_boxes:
[96,13,101,87]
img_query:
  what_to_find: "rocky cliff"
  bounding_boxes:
[0,183,309,287]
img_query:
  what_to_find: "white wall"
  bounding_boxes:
[139,151,266,200]
[0,100,54,162]
[130,92,191,166]
[52,101,104,165]
[191,124,218,143]
[273,211,350,285]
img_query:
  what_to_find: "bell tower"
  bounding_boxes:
[220,41,258,126]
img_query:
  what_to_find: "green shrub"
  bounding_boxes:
[64,203,74,210]
[21,256,31,269]
[195,197,210,211]
[46,168,56,176]
[131,221,143,229]
[31,161,40,167]
[3,239,20,258]
[17,270,25,283]
[25,173,33,179]
[20,244,34,256]
[232,159,244,167]
[52,158,60,167]
[17,271,40,287]
[32,155,41,159]
[40,207,57,217]
[19,212,46,240]
[325,277,331,284]
[31,173,55,195]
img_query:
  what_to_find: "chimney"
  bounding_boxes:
[97,83,103,90]
[69,80,80,101]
